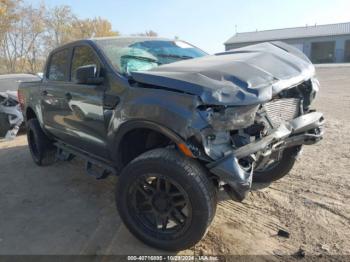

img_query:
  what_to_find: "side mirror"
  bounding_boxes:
[75,65,104,85]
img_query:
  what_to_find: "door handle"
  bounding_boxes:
[65,92,72,101]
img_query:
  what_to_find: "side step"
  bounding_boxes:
[55,142,117,179]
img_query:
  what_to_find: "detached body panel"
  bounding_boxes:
[0,74,40,140]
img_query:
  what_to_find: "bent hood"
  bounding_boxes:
[131,41,315,106]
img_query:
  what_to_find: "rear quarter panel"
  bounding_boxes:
[19,80,45,126]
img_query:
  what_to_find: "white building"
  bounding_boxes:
[224,22,350,63]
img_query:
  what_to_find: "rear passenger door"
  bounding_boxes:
[42,44,108,158]
[42,48,72,140]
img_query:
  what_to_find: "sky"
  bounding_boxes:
[28,0,350,54]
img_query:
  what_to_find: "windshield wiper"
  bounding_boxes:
[157,54,194,60]
[122,55,162,65]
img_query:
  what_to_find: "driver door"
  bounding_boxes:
[62,44,109,157]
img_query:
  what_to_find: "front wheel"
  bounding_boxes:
[253,146,302,183]
[116,148,217,251]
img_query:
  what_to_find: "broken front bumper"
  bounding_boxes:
[208,112,324,201]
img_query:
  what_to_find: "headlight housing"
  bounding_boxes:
[199,105,259,131]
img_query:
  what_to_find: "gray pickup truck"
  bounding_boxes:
[18,37,324,251]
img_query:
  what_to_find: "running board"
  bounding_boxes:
[54,142,117,179]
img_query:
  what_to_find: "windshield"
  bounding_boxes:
[94,38,207,74]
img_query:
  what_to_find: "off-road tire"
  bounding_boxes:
[116,148,217,251]
[27,119,56,166]
[253,146,302,183]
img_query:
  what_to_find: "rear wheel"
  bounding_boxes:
[27,119,56,166]
[116,148,217,251]
[253,146,301,183]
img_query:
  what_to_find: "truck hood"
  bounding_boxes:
[131,41,315,106]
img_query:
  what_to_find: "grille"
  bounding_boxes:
[264,98,300,127]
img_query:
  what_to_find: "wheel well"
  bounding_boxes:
[26,107,37,121]
[119,128,172,167]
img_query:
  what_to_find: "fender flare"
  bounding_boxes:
[110,120,188,168]
[25,105,54,140]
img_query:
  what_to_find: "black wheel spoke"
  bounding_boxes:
[138,201,152,212]
[170,212,182,225]
[165,180,171,193]
[171,207,186,225]
[161,216,169,230]
[142,181,156,194]
[174,208,186,221]
[156,177,162,191]
[170,191,183,197]
[173,198,186,207]
[154,214,163,228]
[137,184,151,199]
[129,174,191,234]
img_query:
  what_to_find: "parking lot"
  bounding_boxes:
[0,66,349,256]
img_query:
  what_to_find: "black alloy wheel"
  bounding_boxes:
[116,148,217,251]
[128,174,192,237]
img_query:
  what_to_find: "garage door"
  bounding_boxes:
[345,40,350,62]
[310,41,335,63]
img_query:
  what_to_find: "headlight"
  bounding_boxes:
[309,77,320,104]
[199,105,259,131]
[311,77,320,92]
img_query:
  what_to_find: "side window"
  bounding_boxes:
[47,49,70,81]
[71,46,100,82]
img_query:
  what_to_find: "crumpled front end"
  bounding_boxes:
[0,92,23,140]
[196,78,324,201]
[130,41,324,201]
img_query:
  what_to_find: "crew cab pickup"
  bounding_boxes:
[18,37,324,251]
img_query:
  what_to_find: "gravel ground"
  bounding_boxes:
[0,67,349,257]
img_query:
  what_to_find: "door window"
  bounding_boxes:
[47,49,70,81]
[71,46,100,82]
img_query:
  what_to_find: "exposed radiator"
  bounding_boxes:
[264,98,301,127]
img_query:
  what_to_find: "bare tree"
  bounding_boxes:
[45,5,76,47]
[0,0,20,72]
[24,4,46,73]
[133,30,158,37]
[0,2,47,73]
[71,17,118,39]
[0,1,119,74]
[144,30,158,37]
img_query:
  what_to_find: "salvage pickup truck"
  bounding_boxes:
[18,37,324,251]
